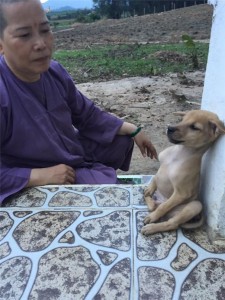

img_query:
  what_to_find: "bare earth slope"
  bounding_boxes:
[55,4,213,175]
[54,4,213,49]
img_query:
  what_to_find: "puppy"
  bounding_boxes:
[142,110,225,235]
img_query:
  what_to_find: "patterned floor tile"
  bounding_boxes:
[0,181,225,300]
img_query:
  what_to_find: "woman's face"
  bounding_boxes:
[0,0,54,82]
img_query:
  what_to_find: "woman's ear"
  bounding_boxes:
[0,39,4,54]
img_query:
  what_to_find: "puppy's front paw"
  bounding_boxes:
[144,187,154,197]
[144,212,158,224]
[144,214,152,225]
[141,224,157,235]
[144,195,156,211]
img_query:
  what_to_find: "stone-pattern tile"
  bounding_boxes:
[1,181,225,300]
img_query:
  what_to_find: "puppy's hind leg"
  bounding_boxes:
[142,201,203,235]
[144,177,157,212]
[176,201,203,228]
[180,201,204,229]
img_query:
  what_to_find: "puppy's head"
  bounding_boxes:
[167,110,225,148]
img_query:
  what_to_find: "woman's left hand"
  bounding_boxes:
[118,122,158,160]
[134,130,158,160]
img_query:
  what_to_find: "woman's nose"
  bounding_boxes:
[33,35,46,50]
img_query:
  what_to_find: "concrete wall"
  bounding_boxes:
[201,0,225,243]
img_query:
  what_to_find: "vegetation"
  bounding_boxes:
[47,9,101,31]
[53,42,209,83]
[182,34,199,69]
[46,1,207,31]
[93,0,207,19]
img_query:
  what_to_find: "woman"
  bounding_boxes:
[0,0,157,203]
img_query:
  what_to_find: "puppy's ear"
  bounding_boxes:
[209,120,225,135]
[173,111,188,116]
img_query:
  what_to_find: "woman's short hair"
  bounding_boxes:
[0,0,30,38]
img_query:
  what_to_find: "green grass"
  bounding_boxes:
[50,19,77,31]
[53,42,209,83]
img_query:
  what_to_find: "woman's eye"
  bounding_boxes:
[18,33,30,38]
[41,27,51,34]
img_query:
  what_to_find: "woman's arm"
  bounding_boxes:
[0,163,75,204]
[117,122,138,136]
[0,163,31,203]
[118,122,158,160]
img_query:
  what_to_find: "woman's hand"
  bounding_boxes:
[134,130,158,160]
[118,122,158,160]
[26,164,75,187]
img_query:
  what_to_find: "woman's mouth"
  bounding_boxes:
[34,56,49,63]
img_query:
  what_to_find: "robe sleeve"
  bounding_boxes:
[0,107,31,204]
[51,62,124,144]
[68,85,123,144]
[0,162,31,204]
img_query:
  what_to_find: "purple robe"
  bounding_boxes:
[0,56,133,204]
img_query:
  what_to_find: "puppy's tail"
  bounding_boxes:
[180,214,204,229]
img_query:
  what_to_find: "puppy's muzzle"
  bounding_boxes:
[167,126,177,135]
[167,126,183,144]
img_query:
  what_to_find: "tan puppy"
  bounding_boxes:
[142,110,225,235]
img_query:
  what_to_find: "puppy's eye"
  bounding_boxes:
[190,124,200,130]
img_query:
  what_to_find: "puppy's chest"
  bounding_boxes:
[159,149,182,166]
[158,147,193,178]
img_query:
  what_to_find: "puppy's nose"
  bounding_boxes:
[167,126,177,134]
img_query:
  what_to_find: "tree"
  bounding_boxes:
[93,0,207,19]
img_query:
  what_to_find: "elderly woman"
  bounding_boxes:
[0,0,157,203]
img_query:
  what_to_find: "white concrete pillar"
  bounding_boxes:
[201,0,225,243]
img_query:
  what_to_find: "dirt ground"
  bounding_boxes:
[77,71,204,175]
[54,4,213,175]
